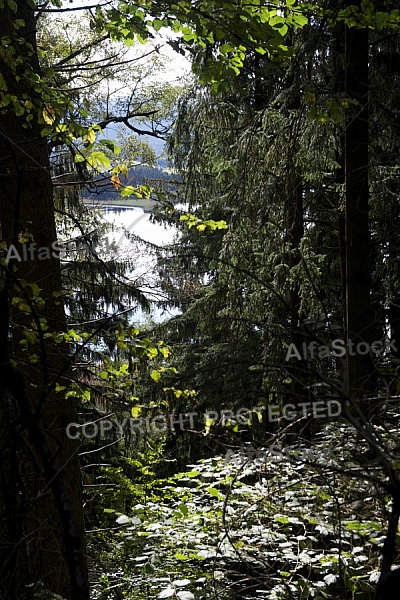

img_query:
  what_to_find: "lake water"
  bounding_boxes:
[102,205,176,247]
[101,205,179,323]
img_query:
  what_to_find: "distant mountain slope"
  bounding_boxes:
[83,165,179,201]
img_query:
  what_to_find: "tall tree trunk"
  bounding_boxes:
[0,3,89,598]
[331,21,347,337]
[285,167,308,407]
[284,63,310,420]
[344,15,374,397]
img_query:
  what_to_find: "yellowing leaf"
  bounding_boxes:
[151,370,161,382]
[131,406,142,418]
[43,106,56,125]
[87,128,96,144]
[205,417,215,432]
[111,174,121,190]
[119,163,128,178]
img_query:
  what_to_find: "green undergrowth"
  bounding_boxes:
[87,423,391,600]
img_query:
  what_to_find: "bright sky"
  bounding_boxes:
[123,35,191,85]
[58,0,192,84]
[150,37,191,84]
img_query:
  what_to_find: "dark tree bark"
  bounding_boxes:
[0,2,89,598]
[285,165,309,409]
[344,14,375,397]
[283,57,310,419]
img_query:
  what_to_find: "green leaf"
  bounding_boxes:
[153,19,163,31]
[305,515,319,524]
[345,577,357,592]
[144,563,155,574]
[278,23,288,36]
[374,11,389,27]
[174,553,189,561]
[138,184,152,198]
[178,503,189,516]
[120,185,137,197]
[42,67,55,78]
[0,74,7,92]
[207,487,224,500]
[274,515,289,524]
[361,0,374,16]
[293,13,308,27]
[88,151,111,170]
[185,471,200,478]
[99,139,121,154]
[219,42,233,54]
[270,14,285,26]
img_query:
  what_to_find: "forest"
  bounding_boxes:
[1,1,400,599]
